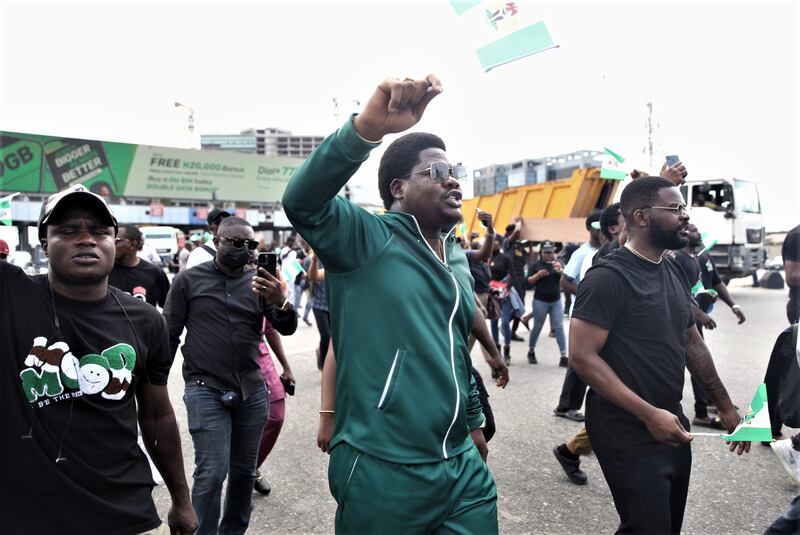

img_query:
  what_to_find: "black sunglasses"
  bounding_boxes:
[219,235,259,250]
[397,161,467,183]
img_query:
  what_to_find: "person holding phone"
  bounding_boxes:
[163,216,297,535]
[283,75,497,534]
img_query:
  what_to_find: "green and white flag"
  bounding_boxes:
[281,257,305,283]
[600,147,627,180]
[721,384,771,442]
[450,1,557,72]
[696,384,772,441]
[698,231,718,255]
[0,192,19,225]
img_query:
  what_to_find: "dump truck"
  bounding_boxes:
[461,151,621,244]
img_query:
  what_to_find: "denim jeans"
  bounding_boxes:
[490,299,513,346]
[765,495,800,534]
[184,382,268,535]
[293,283,304,310]
[528,298,566,353]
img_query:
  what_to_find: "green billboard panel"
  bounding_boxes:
[0,131,303,202]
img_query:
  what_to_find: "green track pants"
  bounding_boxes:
[328,442,498,534]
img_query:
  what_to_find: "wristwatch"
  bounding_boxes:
[276,297,291,311]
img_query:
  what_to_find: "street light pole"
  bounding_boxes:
[174,101,197,148]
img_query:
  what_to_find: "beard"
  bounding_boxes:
[652,220,689,251]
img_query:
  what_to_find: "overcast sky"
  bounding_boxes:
[1,0,797,230]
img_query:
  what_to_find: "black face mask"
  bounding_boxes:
[220,247,253,269]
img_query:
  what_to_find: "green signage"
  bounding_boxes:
[0,131,303,202]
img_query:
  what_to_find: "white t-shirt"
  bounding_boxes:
[185,239,216,270]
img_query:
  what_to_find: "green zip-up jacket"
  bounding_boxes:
[282,117,484,464]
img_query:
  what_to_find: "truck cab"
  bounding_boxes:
[680,178,764,280]
[139,226,179,266]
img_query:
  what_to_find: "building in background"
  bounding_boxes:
[201,128,324,159]
[473,150,603,195]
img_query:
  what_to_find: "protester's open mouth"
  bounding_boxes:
[443,191,462,208]
[72,252,100,264]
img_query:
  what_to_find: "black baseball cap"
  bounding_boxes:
[38,184,118,240]
[585,211,602,230]
[540,240,555,252]
[207,208,231,226]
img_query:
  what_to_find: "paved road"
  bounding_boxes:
[154,281,798,534]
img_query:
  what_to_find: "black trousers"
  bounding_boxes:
[557,366,587,411]
[764,326,797,435]
[597,444,692,535]
[312,307,331,367]
[689,324,709,418]
[788,298,799,325]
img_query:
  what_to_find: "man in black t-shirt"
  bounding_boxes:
[673,224,746,430]
[570,177,748,534]
[3,184,196,535]
[523,240,567,366]
[109,224,171,308]
[783,224,800,324]
[466,210,496,361]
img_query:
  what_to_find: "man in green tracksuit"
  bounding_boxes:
[282,74,498,534]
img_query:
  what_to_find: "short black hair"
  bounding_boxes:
[585,210,602,230]
[620,176,677,227]
[218,216,252,232]
[599,202,622,241]
[378,132,446,210]
[118,224,143,250]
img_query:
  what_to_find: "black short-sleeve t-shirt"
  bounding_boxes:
[572,247,695,461]
[109,259,171,307]
[672,250,701,289]
[1,262,173,534]
[466,250,492,294]
[526,260,561,302]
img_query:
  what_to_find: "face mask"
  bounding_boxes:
[221,247,253,269]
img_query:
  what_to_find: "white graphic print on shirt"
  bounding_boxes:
[20,336,137,406]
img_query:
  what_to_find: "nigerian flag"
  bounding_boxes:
[720,384,772,442]
[0,192,19,226]
[281,257,305,283]
[600,147,627,180]
[698,231,719,255]
[450,1,557,71]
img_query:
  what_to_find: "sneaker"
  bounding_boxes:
[559,356,569,368]
[254,470,272,495]
[771,439,800,485]
[553,408,585,422]
[511,333,525,342]
[503,346,511,366]
[527,348,537,364]
[552,446,588,485]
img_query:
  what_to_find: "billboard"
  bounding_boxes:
[0,131,304,202]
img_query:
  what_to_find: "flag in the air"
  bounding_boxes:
[0,192,19,225]
[450,0,557,72]
[698,231,718,255]
[720,383,772,442]
[600,147,627,180]
[281,258,305,283]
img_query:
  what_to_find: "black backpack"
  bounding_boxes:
[775,325,800,427]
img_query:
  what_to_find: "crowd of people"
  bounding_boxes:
[4,73,799,535]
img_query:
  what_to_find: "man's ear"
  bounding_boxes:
[389,179,406,203]
[212,236,220,248]
[40,239,48,256]
[633,209,649,228]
